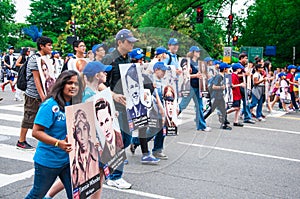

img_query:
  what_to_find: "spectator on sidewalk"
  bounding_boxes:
[1,46,16,92]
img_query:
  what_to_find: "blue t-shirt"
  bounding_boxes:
[82,87,96,102]
[33,97,70,168]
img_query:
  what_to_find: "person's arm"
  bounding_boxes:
[32,124,72,152]
[15,56,23,67]
[3,56,10,68]
[32,70,46,101]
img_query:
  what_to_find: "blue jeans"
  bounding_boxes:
[25,162,72,199]
[179,87,206,130]
[249,94,263,118]
[109,111,132,181]
[240,87,252,121]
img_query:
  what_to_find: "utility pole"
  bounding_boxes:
[227,1,233,46]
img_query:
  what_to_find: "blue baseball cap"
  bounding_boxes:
[204,57,213,62]
[213,60,221,65]
[92,43,104,54]
[51,51,59,56]
[287,65,296,70]
[67,53,74,57]
[129,48,144,60]
[168,38,179,45]
[219,62,230,70]
[83,61,112,77]
[115,29,138,43]
[155,47,167,55]
[232,63,244,70]
[297,66,300,71]
[153,62,170,71]
[278,72,287,78]
[189,46,201,52]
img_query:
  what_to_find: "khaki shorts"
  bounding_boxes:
[21,95,41,129]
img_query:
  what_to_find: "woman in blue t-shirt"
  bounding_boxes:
[25,70,83,199]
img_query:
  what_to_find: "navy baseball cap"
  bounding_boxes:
[83,61,112,77]
[115,29,138,43]
[153,62,170,71]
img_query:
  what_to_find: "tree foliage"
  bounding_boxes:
[0,0,16,51]
[27,0,74,35]
[240,0,300,66]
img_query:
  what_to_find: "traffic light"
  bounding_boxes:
[227,14,233,29]
[232,35,238,46]
[70,21,76,35]
[196,6,204,23]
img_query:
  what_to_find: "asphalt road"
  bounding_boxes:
[0,89,300,199]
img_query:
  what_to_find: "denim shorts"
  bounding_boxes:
[21,95,41,129]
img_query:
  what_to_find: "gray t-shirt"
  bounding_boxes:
[25,54,41,99]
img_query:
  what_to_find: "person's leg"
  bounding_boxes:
[178,90,193,113]
[58,164,72,199]
[193,88,206,130]
[139,127,149,155]
[256,96,264,118]
[25,163,58,199]
[45,179,65,198]
[152,127,165,153]
[290,91,299,110]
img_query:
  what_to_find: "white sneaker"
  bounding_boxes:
[106,178,132,189]
[257,117,266,122]
[201,127,212,132]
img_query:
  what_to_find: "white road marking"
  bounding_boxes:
[103,184,175,199]
[0,104,24,112]
[244,125,300,135]
[0,113,23,122]
[178,142,300,163]
[0,144,175,199]
[0,126,33,138]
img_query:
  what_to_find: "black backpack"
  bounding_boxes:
[17,53,41,91]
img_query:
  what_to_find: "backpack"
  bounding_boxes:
[207,75,217,94]
[17,53,40,91]
[166,52,178,65]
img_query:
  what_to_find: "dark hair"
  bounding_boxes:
[163,85,175,100]
[95,98,112,120]
[255,64,263,70]
[73,40,85,53]
[125,64,139,87]
[21,47,29,56]
[239,53,247,60]
[46,70,83,111]
[180,58,188,69]
[255,57,262,64]
[36,36,53,51]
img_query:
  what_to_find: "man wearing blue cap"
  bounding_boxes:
[101,28,139,189]
[164,38,180,72]
[286,65,299,111]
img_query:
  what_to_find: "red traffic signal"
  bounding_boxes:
[232,36,238,46]
[196,6,204,23]
[227,14,233,29]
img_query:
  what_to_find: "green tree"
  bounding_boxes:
[27,0,74,35]
[240,0,300,66]
[0,0,16,51]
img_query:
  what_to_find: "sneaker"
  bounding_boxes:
[129,144,137,155]
[106,178,132,189]
[244,119,255,124]
[221,124,232,130]
[153,151,168,160]
[199,127,212,132]
[1,84,4,92]
[16,141,35,150]
[251,113,256,118]
[141,154,160,165]
[257,117,266,122]
[233,122,244,127]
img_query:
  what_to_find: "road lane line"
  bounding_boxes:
[178,142,300,163]
[0,113,23,122]
[243,125,300,135]
[0,169,34,188]
[0,104,24,112]
[103,185,175,199]
[0,144,174,198]
[0,126,33,138]
[280,116,300,120]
